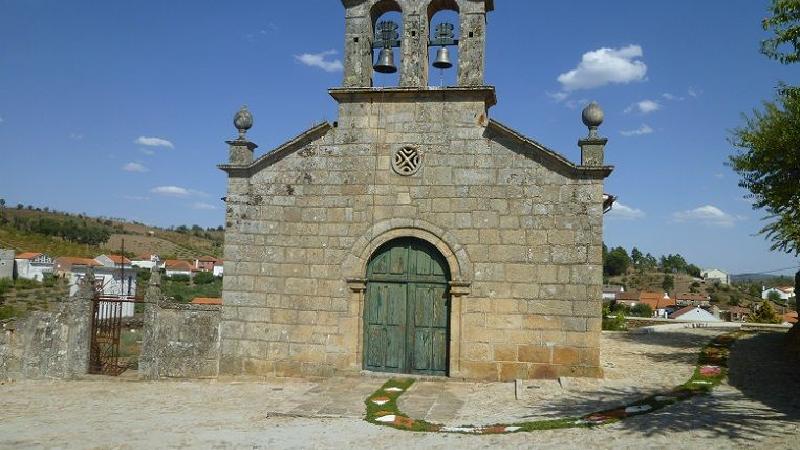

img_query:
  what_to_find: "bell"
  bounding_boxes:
[432,46,452,69]
[373,48,397,74]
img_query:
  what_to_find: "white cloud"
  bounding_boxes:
[135,136,174,149]
[122,162,148,173]
[123,195,150,201]
[606,202,646,220]
[0,116,5,124]
[140,148,156,156]
[294,50,343,73]
[688,87,702,98]
[151,186,190,197]
[662,92,684,101]
[625,99,660,114]
[69,132,84,140]
[620,124,654,136]
[672,205,741,227]
[546,91,570,103]
[557,45,647,91]
[191,202,217,210]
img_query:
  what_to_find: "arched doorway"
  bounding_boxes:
[363,237,450,376]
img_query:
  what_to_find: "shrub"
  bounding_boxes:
[602,304,626,331]
[193,271,216,285]
[169,274,190,283]
[630,303,654,318]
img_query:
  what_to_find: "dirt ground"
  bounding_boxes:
[0,330,798,449]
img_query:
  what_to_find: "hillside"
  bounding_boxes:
[609,270,763,308]
[0,207,223,259]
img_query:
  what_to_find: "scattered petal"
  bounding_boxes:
[375,415,396,423]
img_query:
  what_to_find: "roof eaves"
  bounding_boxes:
[218,122,332,177]
[486,119,614,179]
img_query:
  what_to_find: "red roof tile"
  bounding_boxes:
[191,297,222,305]
[16,252,42,260]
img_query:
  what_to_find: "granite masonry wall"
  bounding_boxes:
[0,280,92,381]
[139,271,222,380]
[219,88,610,381]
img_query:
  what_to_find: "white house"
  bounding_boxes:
[213,260,224,277]
[762,286,795,301]
[131,253,162,270]
[669,306,722,322]
[701,268,730,285]
[54,256,136,317]
[164,259,194,278]
[14,252,54,281]
[602,284,624,301]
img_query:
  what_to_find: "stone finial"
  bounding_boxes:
[234,105,253,140]
[581,102,604,139]
[578,102,608,166]
[227,105,258,165]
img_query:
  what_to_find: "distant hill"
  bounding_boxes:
[0,207,222,259]
[731,273,795,284]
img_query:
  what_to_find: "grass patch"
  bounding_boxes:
[363,330,743,434]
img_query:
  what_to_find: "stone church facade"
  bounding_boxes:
[218,0,613,381]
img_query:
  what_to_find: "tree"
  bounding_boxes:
[0,198,5,209]
[761,0,800,65]
[767,290,783,303]
[630,247,643,266]
[749,300,782,324]
[604,246,631,277]
[630,303,654,318]
[662,274,675,293]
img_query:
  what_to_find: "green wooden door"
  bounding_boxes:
[364,238,450,376]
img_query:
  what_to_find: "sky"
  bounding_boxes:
[0,0,798,275]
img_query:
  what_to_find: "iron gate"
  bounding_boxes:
[89,292,137,375]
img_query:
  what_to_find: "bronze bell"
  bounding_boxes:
[374,47,397,73]
[432,46,452,69]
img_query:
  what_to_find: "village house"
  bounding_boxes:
[164,259,194,278]
[131,253,162,270]
[701,268,730,285]
[216,0,613,381]
[602,284,624,301]
[14,252,55,281]
[762,286,795,301]
[194,256,219,273]
[722,305,750,322]
[54,256,102,296]
[614,291,675,318]
[213,259,224,277]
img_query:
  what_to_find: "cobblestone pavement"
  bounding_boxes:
[0,330,797,449]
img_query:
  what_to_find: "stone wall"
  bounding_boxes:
[787,322,800,359]
[220,87,610,381]
[139,271,221,379]
[0,249,14,280]
[0,280,92,381]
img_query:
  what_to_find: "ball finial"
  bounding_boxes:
[233,105,253,139]
[581,101,604,138]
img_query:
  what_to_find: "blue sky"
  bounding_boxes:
[0,0,798,275]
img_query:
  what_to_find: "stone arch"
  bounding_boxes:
[344,218,473,287]
[370,0,403,25]
[426,0,459,21]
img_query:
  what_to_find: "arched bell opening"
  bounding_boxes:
[370,0,403,87]
[427,0,460,87]
[362,237,451,376]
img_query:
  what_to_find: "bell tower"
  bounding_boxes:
[341,0,493,88]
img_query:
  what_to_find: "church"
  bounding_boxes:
[218,0,613,381]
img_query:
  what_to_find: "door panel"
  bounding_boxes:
[365,238,450,376]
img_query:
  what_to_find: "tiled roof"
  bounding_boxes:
[197,255,218,262]
[191,297,222,305]
[165,259,193,270]
[101,254,132,265]
[669,306,707,319]
[55,257,101,269]
[16,252,42,260]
